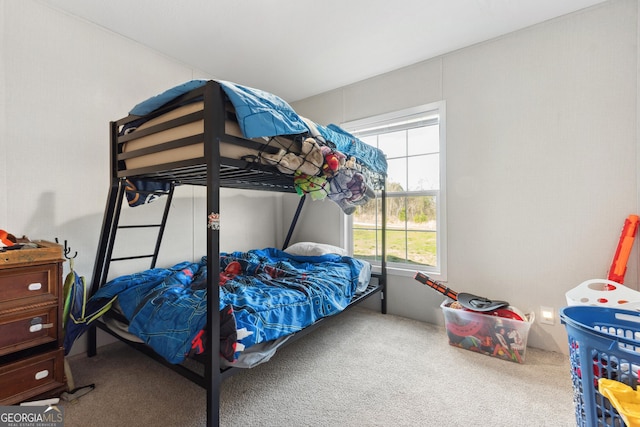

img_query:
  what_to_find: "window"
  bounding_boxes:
[343,102,446,277]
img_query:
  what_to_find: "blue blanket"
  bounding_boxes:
[129,79,308,139]
[91,248,364,364]
[124,80,387,213]
[127,79,387,175]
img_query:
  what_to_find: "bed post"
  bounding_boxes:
[204,81,223,427]
[380,184,387,314]
[282,195,306,250]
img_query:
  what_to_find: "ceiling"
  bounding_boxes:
[39,0,606,102]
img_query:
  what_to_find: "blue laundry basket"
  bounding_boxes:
[561,306,640,426]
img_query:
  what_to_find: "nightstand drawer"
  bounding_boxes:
[0,305,59,356]
[0,264,58,309]
[0,347,65,405]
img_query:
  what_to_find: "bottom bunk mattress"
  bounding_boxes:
[90,248,370,366]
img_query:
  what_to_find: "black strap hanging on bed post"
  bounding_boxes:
[282,194,306,250]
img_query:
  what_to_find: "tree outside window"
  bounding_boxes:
[345,103,446,276]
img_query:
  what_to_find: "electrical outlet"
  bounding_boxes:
[540,306,555,325]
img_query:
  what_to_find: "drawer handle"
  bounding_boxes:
[35,370,50,380]
[28,282,42,291]
[29,323,54,332]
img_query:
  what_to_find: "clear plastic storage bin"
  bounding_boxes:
[440,300,533,363]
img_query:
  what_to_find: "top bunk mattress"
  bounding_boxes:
[116,80,387,212]
[121,100,302,172]
[118,80,387,174]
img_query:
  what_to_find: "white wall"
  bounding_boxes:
[2,0,285,265]
[0,3,5,233]
[292,0,639,354]
[1,1,284,353]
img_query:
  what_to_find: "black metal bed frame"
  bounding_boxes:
[85,80,387,427]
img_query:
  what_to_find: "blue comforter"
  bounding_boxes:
[128,79,387,175]
[91,248,364,364]
[129,79,308,138]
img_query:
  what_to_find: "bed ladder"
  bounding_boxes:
[87,178,175,356]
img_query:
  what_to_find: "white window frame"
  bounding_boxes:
[342,101,447,280]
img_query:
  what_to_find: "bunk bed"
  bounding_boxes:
[85,79,387,427]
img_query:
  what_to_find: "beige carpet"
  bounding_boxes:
[61,307,576,426]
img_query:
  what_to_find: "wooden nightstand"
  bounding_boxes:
[0,241,67,404]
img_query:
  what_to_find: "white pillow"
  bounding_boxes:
[284,242,348,257]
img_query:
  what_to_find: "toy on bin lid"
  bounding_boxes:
[414,272,525,321]
[565,214,640,310]
[598,378,640,427]
[566,278,640,310]
[608,214,639,285]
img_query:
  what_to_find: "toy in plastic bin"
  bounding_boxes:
[414,272,532,363]
[413,272,525,320]
[599,378,640,427]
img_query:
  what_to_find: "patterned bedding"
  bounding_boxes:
[90,248,366,364]
[122,80,387,214]
[127,79,387,175]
